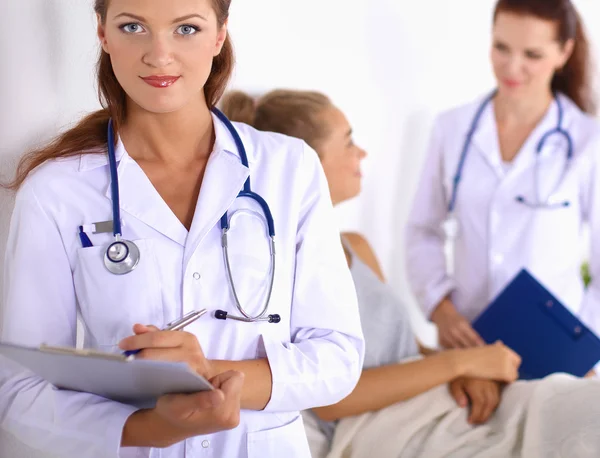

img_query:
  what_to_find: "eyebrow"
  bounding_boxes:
[346,128,353,137]
[113,12,208,23]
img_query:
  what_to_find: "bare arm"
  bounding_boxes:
[122,409,189,448]
[322,233,519,423]
[313,234,460,421]
[122,371,244,448]
[312,342,520,422]
[342,232,385,281]
[312,351,462,421]
[210,359,272,410]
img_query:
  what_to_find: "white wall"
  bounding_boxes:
[2,0,600,345]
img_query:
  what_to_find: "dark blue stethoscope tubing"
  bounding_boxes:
[107,118,123,237]
[107,108,276,240]
[211,107,276,238]
[448,91,572,214]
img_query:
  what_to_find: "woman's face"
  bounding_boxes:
[491,11,573,99]
[98,0,227,114]
[318,107,367,205]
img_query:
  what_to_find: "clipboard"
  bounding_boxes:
[0,342,213,408]
[472,269,600,379]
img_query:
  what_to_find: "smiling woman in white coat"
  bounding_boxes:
[406,0,600,351]
[0,0,364,457]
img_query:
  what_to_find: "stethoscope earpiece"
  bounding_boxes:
[215,310,281,324]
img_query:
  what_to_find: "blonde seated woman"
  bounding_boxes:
[222,90,600,458]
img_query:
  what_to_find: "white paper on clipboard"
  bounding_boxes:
[0,342,213,408]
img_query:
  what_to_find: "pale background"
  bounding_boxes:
[1,0,600,455]
[2,0,600,342]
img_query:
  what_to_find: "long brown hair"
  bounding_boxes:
[494,0,596,114]
[220,90,333,155]
[7,0,234,190]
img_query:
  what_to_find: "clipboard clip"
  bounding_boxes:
[40,344,134,362]
[541,300,586,340]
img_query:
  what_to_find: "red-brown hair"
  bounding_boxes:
[7,0,234,190]
[494,0,596,114]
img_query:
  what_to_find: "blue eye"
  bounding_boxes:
[120,23,145,34]
[177,24,200,36]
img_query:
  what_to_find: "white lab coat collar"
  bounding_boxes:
[79,112,251,248]
[471,93,574,178]
[470,97,502,176]
[78,111,253,172]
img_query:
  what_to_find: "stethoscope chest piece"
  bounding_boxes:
[104,239,140,275]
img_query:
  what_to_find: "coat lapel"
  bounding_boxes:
[104,139,188,246]
[508,98,561,180]
[470,99,503,179]
[182,114,251,269]
[98,114,252,256]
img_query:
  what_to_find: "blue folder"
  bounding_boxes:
[472,269,600,379]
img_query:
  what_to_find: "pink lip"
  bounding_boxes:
[503,79,521,89]
[141,75,180,88]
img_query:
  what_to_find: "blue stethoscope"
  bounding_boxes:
[101,107,280,324]
[445,91,574,238]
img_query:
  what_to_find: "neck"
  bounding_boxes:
[119,97,214,165]
[494,88,554,126]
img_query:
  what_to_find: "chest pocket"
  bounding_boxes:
[74,239,163,349]
[224,209,273,317]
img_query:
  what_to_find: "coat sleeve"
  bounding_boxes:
[0,181,143,458]
[405,117,456,318]
[260,142,365,412]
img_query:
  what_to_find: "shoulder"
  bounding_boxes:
[232,121,323,193]
[342,232,385,281]
[19,155,85,197]
[560,95,600,147]
[232,121,316,167]
[15,152,105,222]
[434,94,492,132]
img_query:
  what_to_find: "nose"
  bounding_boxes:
[142,35,175,69]
[504,55,523,79]
[358,146,367,160]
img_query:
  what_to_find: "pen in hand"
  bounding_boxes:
[122,309,207,357]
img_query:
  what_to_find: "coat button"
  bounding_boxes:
[202,440,210,448]
[193,272,201,280]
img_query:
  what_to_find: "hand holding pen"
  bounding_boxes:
[118,309,214,379]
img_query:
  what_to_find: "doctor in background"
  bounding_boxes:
[406,0,600,351]
[0,0,364,457]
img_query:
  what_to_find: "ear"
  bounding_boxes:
[97,13,110,54]
[213,20,228,57]
[557,38,575,69]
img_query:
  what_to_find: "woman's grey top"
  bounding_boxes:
[309,238,420,444]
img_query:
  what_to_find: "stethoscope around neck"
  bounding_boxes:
[444,90,574,239]
[102,107,280,324]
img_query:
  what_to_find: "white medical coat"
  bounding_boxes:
[406,93,600,337]
[0,114,364,458]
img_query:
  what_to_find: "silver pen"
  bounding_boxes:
[164,309,208,331]
[123,309,207,357]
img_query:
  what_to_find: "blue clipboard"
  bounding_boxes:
[472,269,600,379]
